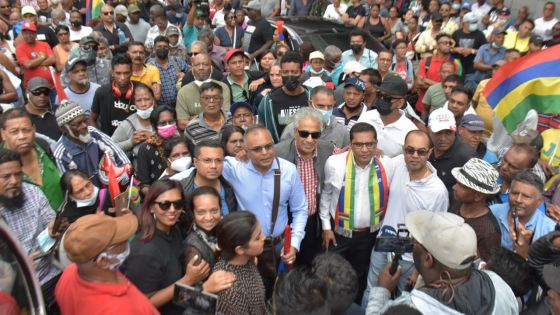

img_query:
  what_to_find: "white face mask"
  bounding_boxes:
[74,186,99,208]
[136,106,154,119]
[99,243,130,270]
[170,156,192,172]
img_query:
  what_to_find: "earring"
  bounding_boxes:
[152,212,156,220]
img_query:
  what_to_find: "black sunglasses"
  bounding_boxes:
[297,130,321,139]
[31,89,49,96]
[154,199,184,211]
[404,146,430,156]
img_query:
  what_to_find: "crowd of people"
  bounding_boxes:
[0,0,559,314]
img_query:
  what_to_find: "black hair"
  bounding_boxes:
[0,108,32,129]
[310,85,335,98]
[435,33,452,42]
[298,41,315,62]
[521,18,535,29]
[133,81,155,99]
[350,122,377,141]
[349,29,367,42]
[382,305,422,315]
[216,211,259,261]
[512,171,544,194]
[153,35,169,46]
[443,74,463,85]
[360,68,382,87]
[392,39,408,50]
[220,125,245,155]
[0,148,21,166]
[163,136,193,158]
[111,53,132,69]
[127,41,145,49]
[274,267,329,315]
[505,48,521,56]
[509,143,540,168]
[199,81,223,94]
[193,139,224,158]
[60,169,90,195]
[451,85,471,100]
[55,24,70,34]
[184,186,222,230]
[485,247,534,297]
[312,253,357,315]
[378,49,393,58]
[149,105,176,130]
[280,51,304,69]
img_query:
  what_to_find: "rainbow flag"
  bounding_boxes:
[127,176,141,208]
[483,45,560,133]
[86,0,104,23]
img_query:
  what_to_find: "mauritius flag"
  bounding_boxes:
[483,45,560,133]
[86,0,104,23]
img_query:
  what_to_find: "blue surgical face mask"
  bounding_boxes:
[452,3,461,10]
[492,42,502,49]
[310,68,325,75]
[469,24,478,32]
[136,106,154,119]
[317,108,333,124]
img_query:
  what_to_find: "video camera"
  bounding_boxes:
[193,0,210,17]
[374,224,414,254]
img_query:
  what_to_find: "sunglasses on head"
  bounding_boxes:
[31,89,49,96]
[154,199,184,211]
[297,130,321,139]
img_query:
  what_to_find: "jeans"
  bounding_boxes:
[362,250,415,308]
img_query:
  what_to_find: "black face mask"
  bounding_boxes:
[282,75,300,91]
[71,21,81,28]
[375,95,393,116]
[351,44,363,54]
[224,3,232,11]
[156,48,169,59]
[80,47,96,66]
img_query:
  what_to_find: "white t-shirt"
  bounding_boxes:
[69,26,93,43]
[358,110,418,158]
[323,3,348,23]
[534,17,559,41]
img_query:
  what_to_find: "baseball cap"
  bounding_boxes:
[230,101,255,115]
[27,77,50,92]
[343,60,365,75]
[461,2,471,11]
[166,25,181,37]
[128,4,141,14]
[530,35,544,45]
[243,0,261,11]
[343,77,366,92]
[463,12,477,23]
[406,210,477,270]
[492,28,507,36]
[195,9,206,17]
[65,57,88,73]
[225,48,245,63]
[303,76,326,89]
[378,73,407,97]
[21,5,37,16]
[309,51,325,61]
[114,4,128,17]
[428,108,456,133]
[452,158,500,194]
[21,21,37,32]
[80,36,98,46]
[64,213,138,264]
[460,114,485,132]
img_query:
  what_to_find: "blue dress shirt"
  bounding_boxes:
[222,156,308,251]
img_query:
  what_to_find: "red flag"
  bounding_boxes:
[103,152,120,205]
[284,224,292,270]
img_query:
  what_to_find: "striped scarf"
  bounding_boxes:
[334,151,389,238]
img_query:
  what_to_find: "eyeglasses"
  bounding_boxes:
[102,11,114,15]
[248,143,274,153]
[351,142,376,149]
[200,95,223,102]
[404,146,430,156]
[154,199,184,211]
[188,52,200,57]
[297,130,321,139]
[31,89,49,96]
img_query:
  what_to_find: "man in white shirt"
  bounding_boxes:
[69,9,92,42]
[471,0,492,30]
[359,74,417,158]
[362,129,449,308]
[534,2,559,41]
[63,57,100,116]
[320,122,394,302]
[323,0,347,23]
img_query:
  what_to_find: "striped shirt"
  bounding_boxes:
[184,111,232,145]
[333,103,368,131]
[297,149,318,215]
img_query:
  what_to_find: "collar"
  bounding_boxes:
[247,157,279,175]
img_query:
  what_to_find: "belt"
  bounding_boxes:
[351,227,372,235]
[264,235,283,244]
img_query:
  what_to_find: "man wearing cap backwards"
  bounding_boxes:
[458,114,498,164]
[69,9,92,42]
[177,53,231,130]
[63,57,101,115]
[363,130,448,308]
[490,172,556,259]
[244,0,274,60]
[259,51,309,143]
[15,21,55,93]
[451,158,501,261]
[281,86,350,149]
[472,29,506,85]
[125,4,151,44]
[16,6,58,48]
[321,122,394,302]
[53,101,130,187]
[333,77,368,131]
[365,210,518,314]
[148,36,188,107]
[0,148,61,312]
[55,213,159,315]
[23,77,62,140]
[359,74,417,158]
[428,108,475,196]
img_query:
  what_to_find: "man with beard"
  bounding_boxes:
[176,52,231,130]
[0,108,64,209]
[341,30,377,69]
[359,74,417,158]
[23,77,61,141]
[0,148,61,313]
[125,4,150,44]
[54,101,130,187]
[69,9,92,42]
[90,54,136,136]
[258,51,310,143]
[64,57,100,116]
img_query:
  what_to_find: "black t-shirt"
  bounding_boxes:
[28,110,62,140]
[91,83,137,135]
[93,22,133,47]
[269,87,309,137]
[37,25,58,48]
[248,17,274,54]
[452,29,487,75]
[346,5,366,18]
[428,137,475,193]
